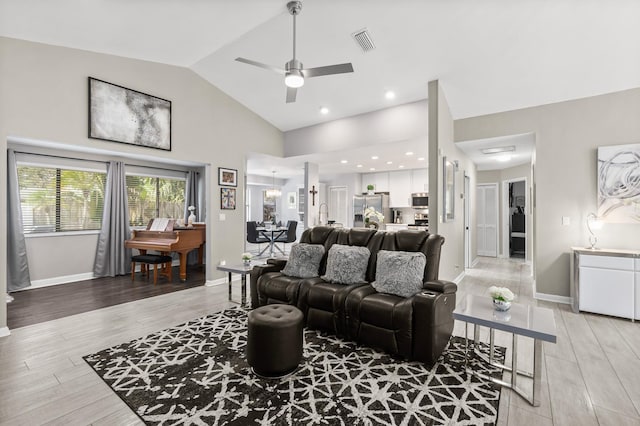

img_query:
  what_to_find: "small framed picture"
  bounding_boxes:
[218,167,237,187]
[287,192,297,209]
[221,188,236,210]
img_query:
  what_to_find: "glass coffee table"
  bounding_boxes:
[453,294,557,407]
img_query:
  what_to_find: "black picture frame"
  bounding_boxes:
[218,167,238,187]
[88,77,171,151]
[221,188,236,210]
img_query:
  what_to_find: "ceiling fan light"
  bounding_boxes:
[285,71,304,88]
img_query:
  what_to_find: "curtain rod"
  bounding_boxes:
[13,150,200,175]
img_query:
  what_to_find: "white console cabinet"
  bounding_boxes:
[571,247,639,320]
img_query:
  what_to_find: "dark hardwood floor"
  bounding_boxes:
[7,265,206,329]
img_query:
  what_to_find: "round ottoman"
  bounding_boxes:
[247,304,304,378]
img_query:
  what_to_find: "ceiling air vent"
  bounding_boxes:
[352,28,375,52]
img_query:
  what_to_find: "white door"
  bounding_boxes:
[477,184,498,257]
[464,174,471,268]
[328,186,348,227]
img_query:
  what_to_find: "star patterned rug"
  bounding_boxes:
[84,306,505,425]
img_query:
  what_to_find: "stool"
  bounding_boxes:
[247,304,303,378]
[131,254,173,285]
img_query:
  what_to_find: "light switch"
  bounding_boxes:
[562,216,570,226]
[219,213,226,221]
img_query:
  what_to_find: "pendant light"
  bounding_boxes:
[266,171,281,198]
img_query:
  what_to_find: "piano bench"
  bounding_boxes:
[131,254,173,285]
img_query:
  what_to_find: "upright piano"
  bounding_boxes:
[124,219,206,282]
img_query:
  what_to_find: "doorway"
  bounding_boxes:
[503,178,527,259]
[464,173,471,268]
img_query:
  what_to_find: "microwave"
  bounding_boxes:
[411,193,429,208]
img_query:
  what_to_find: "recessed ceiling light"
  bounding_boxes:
[356,164,363,168]
[319,106,329,115]
[482,146,515,155]
[417,157,425,161]
[371,156,379,160]
[496,154,511,162]
[340,160,348,164]
[369,167,376,171]
[398,165,405,169]
[405,151,414,156]
[386,161,393,165]
[385,90,396,100]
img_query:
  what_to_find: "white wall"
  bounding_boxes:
[0,37,283,329]
[284,101,428,156]
[456,87,640,298]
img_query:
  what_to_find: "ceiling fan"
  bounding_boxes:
[235,0,354,103]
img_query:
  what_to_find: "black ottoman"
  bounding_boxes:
[247,304,303,378]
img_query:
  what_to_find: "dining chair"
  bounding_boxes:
[247,221,269,254]
[274,220,298,253]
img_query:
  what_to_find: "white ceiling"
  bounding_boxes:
[457,133,535,171]
[1,0,638,174]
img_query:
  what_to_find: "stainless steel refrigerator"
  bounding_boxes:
[353,194,390,228]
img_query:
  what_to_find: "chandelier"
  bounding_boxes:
[266,171,281,198]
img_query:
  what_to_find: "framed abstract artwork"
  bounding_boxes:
[221,188,236,210]
[88,77,171,151]
[598,143,640,223]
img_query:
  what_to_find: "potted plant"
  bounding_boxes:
[241,252,253,266]
[367,184,375,195]
[488,286,515,311]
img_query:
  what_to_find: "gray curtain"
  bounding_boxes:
[94,161,131,277]
[184,170,200,221]
[7,149,31,292]
[184,170,200,265]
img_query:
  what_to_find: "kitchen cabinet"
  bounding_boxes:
[385,223,409,232]
[362,172,389,193]
[411,169,428,193]
[571,248,639,320]
[388,170,411,207]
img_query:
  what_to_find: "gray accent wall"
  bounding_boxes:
[456,88,640,298]
[428,81,477,281]
[0,37,283,329]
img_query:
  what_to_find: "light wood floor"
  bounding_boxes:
[1,257,639,425]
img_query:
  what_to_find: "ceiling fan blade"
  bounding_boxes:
[235,57,285,74]
[302,63,354,78]
[286,86,298,103]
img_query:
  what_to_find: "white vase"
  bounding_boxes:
[243,259,251,266]
[493,299,511,311]
[188,212,196,226]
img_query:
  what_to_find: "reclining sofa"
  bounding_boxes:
[249,226,457,366]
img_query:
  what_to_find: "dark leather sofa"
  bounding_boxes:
[249,226,457,366]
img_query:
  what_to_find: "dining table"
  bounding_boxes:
[256,226,288,257]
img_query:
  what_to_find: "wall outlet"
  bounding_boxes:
[562,216,570,226]
[219,213,226,221]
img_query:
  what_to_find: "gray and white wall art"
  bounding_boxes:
[89,78,171,150]
[598,143,640,223]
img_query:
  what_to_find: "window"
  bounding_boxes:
[263,191,276,222]
[17,166,106,233]
[126,175,186,227]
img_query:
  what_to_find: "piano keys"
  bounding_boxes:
[125,221,205,282]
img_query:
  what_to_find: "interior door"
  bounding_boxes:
[328,186,348,227]
[464,174,471,268]
[477,184,498,257]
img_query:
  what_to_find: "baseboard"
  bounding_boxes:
[24,272,96,290]
[0,327,10,338]
[205,278,227,287]
[452,270,466,284]
[535,292,572,305]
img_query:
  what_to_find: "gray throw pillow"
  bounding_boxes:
[322,244,371,285]
[372,250,426,298]
[282,243,325,278]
